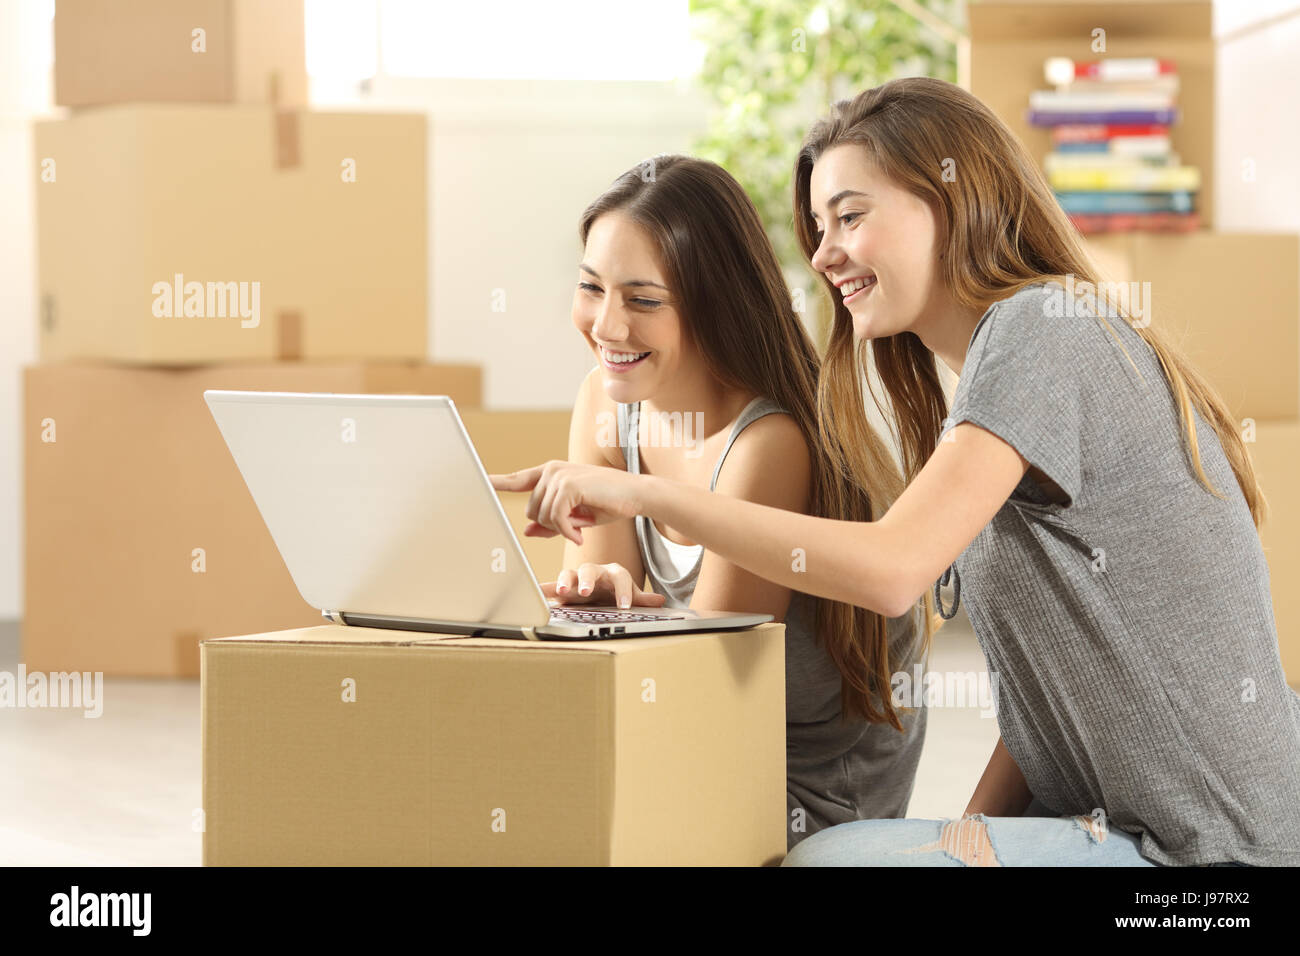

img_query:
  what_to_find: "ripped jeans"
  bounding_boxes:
[781,796,1158,867]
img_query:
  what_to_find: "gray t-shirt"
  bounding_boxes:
[616,397,928,850]
[945,280,1300,866]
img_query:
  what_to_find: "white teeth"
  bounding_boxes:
[841,275,876,296]
[601,346,649,364]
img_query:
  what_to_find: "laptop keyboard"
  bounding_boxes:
[550,607,688,623]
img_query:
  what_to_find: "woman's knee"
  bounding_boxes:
[781,818,942,866]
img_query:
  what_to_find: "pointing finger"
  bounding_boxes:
[490,465,544,493]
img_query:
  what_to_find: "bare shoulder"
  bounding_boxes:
[713,409,811,508]
[572,366,626,469]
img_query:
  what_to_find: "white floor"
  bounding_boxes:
[0,613,997,865]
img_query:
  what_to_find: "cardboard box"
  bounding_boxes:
[1084,231,1300,420]
[55,0,307,108]
[969,1,1215,228]
[1250,420,1300,686]
[36,105,427,362]
[201,623,788,865]
[460,410,573,584]
[24,361,481,678]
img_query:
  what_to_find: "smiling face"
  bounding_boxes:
[808,144,945,340]
[573,211,695,404]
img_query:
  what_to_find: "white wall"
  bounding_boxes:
[1215,4,1300,232]
[0,0,49,622]
[356,75,712,409]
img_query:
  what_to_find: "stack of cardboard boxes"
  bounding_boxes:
[971,0,1300,686]
[25,0,573,678]
[28,2,783,865]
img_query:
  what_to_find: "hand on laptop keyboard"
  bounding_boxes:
[542,561,667,611]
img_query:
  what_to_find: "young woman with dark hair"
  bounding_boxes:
[541,154,933,851]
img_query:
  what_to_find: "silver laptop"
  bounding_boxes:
[203,390,773,640]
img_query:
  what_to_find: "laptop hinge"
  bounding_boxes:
[322,609,348,625]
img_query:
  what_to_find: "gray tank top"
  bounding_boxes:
[617,397,929,849]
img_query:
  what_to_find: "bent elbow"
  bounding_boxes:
[854,574,912,620]
[851,522,922,619]
[884,591,916,621]
[882,568,924,621]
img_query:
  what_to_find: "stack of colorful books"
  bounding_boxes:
[1028,56,1200,234]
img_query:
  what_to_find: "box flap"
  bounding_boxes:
[203,624,465,646]
[203,622,785,653]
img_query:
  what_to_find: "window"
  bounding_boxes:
[306,0,697,82]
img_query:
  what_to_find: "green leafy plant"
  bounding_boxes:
[689,0,961,343]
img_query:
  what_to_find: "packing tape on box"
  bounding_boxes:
[175,630,201,678]
[274,110,300,169]
[277,310,303,359]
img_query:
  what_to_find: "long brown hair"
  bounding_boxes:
[580,155,917,729]
[794,76,1267,721]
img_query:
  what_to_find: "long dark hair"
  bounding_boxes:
[581,154,914,728]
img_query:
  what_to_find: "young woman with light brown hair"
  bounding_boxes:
[495,77,1300,866]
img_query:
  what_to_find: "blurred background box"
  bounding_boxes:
[459,409,573,583]
[1251,420,1300,685]
[202,623,787,865]
[1085,231,1300,420]
[24,360,481,678]
[54,0,307,108]
[36,105,427,362]
[970,0,1215,228]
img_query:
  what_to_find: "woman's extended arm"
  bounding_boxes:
[493,421,1030,619]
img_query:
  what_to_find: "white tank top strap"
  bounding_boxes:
[616,399,639,473]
